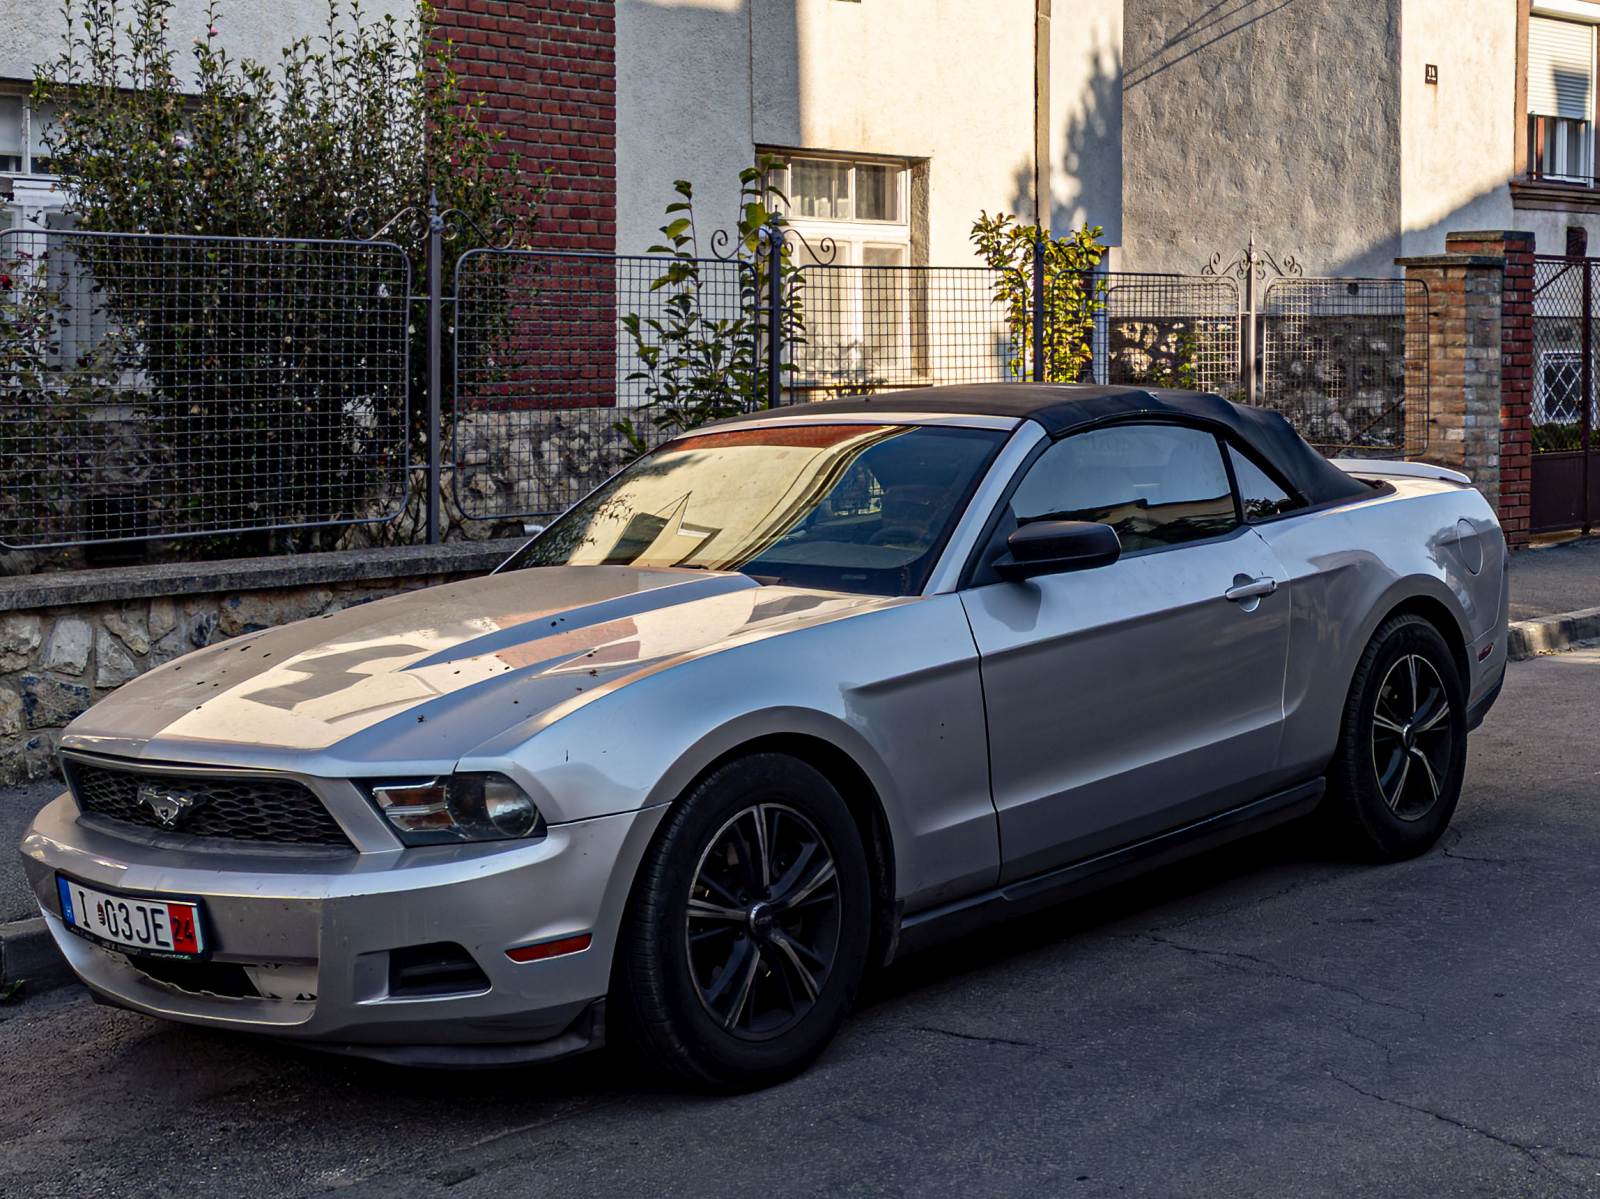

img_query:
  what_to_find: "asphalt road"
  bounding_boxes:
[4,650,1600,1198]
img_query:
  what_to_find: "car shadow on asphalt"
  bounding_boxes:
[108,821,1365,1108]
[862,821,1358,1010]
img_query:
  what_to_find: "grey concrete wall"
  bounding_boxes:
[1122,0,1404,277]
[0,0,413,89]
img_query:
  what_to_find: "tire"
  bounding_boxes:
[1322,613,1468,861]
[612,753,873,1091]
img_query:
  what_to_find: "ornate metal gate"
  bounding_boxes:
[1531,255,1598,535]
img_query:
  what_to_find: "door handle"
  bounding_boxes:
[1224,576,1278,603]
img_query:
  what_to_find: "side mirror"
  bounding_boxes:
[994,519,1121,582]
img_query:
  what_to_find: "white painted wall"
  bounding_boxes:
[1051,0,1123,247]
[1398,0,1518,258]
[0,0,414,89]
[617,0,1125,264]
[615,0,756,257]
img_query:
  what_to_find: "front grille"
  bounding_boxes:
[67,760,353,849]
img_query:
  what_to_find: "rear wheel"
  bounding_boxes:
[612,753,872,1090]
[1323,614,1467,860]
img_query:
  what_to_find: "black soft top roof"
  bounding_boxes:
[776,383,1369,506]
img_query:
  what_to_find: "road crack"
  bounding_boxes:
[1122,932,1427,1020]
[912,1024,1039,1050]
[1325,1070,1600,1178]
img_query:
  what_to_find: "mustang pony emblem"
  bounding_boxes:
[136,785,206,829]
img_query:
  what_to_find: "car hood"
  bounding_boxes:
[62,565,906,770]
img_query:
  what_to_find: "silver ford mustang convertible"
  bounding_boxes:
[20,384,1508,1087]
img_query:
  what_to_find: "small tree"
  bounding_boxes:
[970,213,1106,382]
[616,156,805,452]
[25,0,538,552]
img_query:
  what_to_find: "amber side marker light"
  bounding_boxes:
[506,933,592,963]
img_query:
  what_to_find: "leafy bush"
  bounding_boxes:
[22,0,537,552]
[1533,422,1587,453]
[970,213,1106,382]
[617,156,804,452]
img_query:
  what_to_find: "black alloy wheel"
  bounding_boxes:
[613,753,872,1090]
[684,802,843,1039]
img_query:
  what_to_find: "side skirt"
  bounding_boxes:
[894,779,1325,957]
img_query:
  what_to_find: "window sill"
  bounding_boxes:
[1511,177,1600,212]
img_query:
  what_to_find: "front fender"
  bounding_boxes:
[457,595,1000,911]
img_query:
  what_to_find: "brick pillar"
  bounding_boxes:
[1396,250,1505,515]
[1443,231,1536,549]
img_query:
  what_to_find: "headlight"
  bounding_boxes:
[368,772,545,845]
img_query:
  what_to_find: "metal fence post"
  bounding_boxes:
[1584,261,1593,536]
[1032,228,1046,382]
[426,187,443,545]
[765,225,784,408]
[1242,238,1258,407]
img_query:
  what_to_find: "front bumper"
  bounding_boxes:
[21,792,665,1063]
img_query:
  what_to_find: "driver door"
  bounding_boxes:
[959,422,1293,882]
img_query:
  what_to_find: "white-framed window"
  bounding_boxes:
[770,154,915,388]
[1528,16,1596,182]
[0,92,60,179]
[1,89,66,232]
[1535,349,1597,424]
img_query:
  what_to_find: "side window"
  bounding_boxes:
[1010,424,1238,554]
[1225,443,1301,521]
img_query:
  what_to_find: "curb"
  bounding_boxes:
[0,916,72,997]
[1508,605,1600,661]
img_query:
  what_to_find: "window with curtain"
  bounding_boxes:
[771,155,915,391]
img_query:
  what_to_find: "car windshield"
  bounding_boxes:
[503,422,1007,596]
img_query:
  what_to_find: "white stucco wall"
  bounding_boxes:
[1397,0,1518,258]
[0,0,414,89]
[615,0,756,257]
[1050,0,1123,247]
[618,0,1124,265]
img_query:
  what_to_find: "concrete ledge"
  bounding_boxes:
[1393,253,1506,269]
[0,916,71,996]
[0,539,526,613]
[1508,605,1600,660]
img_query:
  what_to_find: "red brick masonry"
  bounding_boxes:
[435,0,620,411]
[434,0,617,252]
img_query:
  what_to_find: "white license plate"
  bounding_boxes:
[56,875,204,958]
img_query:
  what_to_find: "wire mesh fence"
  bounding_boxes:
[787,265,1011,399]
[1258,278,1429,457]
[1,225,1439,551]
[0,227,410,549]
[1092,272,1242,396]
[452,248,755,522]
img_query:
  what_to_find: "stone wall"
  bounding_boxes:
[452,407,636,526]
[0,541,522,786]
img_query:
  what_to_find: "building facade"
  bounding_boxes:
[1123,0,1600,276]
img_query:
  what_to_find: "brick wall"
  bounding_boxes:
[1445,232,1534,549]
[434,1,620,412]
[433,0,618,251]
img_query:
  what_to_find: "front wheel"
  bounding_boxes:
[612,753,873,1090]
[1322,613,1468,860]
